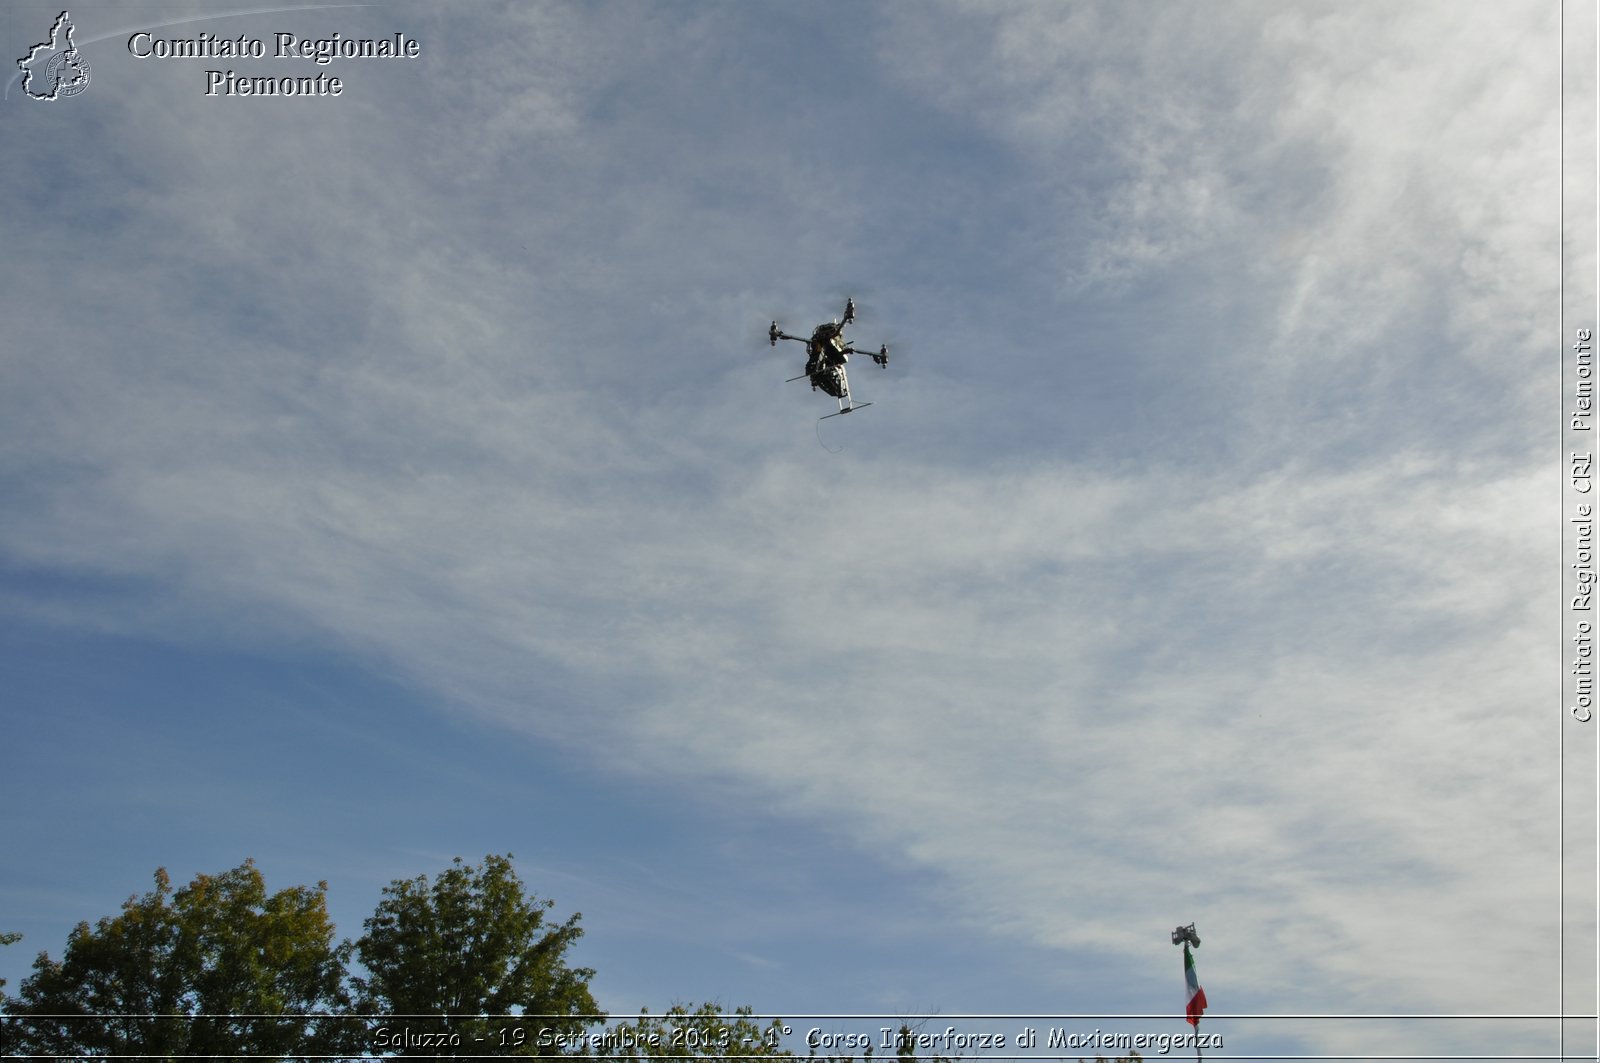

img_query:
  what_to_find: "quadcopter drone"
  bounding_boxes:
[1171,923,1201,948]
[768,297,889,418]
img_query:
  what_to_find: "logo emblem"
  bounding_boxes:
[17,11,90,100]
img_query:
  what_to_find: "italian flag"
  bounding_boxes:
[1184,943,1208,1027]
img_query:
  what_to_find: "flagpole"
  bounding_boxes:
[1172,924,1205,1063]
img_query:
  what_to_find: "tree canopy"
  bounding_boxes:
[0,855,1145,1063]
[4,860,356,1062]
[598,1002,794,1063]
[353,852,603,1056]
[0,929,20,980]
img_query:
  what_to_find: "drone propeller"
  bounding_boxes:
[764,316,806,350]
[830,286,877,324]
[863,338,911,374]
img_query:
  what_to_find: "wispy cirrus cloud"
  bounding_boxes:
[0,2,1559,1057]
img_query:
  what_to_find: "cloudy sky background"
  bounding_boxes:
[0,1,1578,1059]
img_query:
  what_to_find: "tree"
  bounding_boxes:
[353,853,602,1056]
[596,1006,967,1063]
[0,928,20,990]
[600,1002,793,1063]
[594,1007,1145,1063]
[4,860,358,1062]
[0,928,20,1016]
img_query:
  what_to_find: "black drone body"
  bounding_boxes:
[769,297,889,418]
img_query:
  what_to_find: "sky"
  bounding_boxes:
[0,1,1583,1060]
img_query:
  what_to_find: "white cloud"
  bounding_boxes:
[1,387,1550,1024]
[0,2,1564,1056]
[884,0,1556,427]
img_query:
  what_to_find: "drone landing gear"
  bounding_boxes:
[819,368,867,419]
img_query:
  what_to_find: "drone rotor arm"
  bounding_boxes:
[842,343,890,366]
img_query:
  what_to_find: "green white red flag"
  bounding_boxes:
[1183,943,1208,1027]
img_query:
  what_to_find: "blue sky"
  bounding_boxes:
[0,1,1575,1059]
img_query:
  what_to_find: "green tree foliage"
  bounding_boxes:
[353,853,602,1056]
[597,1007,964,1063]
[1,929,20,990]
[4,860,357,1062]
[600,1002,792,1062]
[0,928,20,1010]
